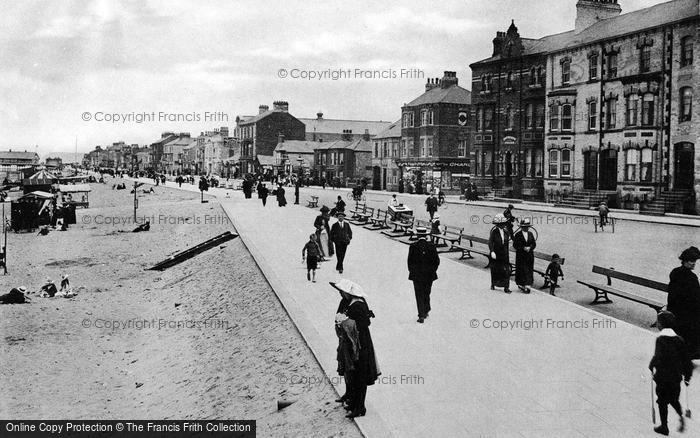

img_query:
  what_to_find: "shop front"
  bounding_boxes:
[396,158,470,194]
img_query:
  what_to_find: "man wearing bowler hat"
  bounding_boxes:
[330,212,352,273]
[407,227,440,323]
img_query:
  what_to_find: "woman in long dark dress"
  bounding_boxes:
[331,279,380,418]
[276,184,287,207]
[667,246,700,359]
[488,214,512,293]
[257,183,269,206]
[512,218,536,293]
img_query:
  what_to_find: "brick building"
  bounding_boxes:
[470,22,553,200]
[399,71,472,194]
[298,112,391,142]
[371,120,401,191]
[543,0,699,213]
[234,101,306,175]
[314,138,373,185]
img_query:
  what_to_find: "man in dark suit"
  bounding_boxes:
[408,227,440,323]
[488,214,511,293]
[330,196,346,217]
[330,213,352,273]
[425,193,438,220]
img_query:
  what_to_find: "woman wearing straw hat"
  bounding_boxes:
[488,214,512,293]
[667,246,700,359]
[512,218,536,293]
[331,279,380,418]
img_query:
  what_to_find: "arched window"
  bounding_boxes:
[626,94,639,126]
[680,87,693,122]
[550,104,560,131]
[681,36,693,67]
[561,104,573,131]
[561,149,572,177]
[625,148,639,181]
[537,67,544,85]
[640,148,653,182]
[561,59,571,84]
[530,67,536,86]
[642,94,655,126]
[476,107,484,131]
[589,53,599,80]
[549,149,559,177]
[588,100,598,130]
[640,46,651,73]
[525,103,534,128]
[505,106,514,130]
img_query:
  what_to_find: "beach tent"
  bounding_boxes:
[23,169,58,194]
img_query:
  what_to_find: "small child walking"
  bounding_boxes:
[544,254,563,295]
[649,310,693,435]
[302,234,320,282]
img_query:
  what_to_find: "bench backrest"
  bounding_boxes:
[443,225,464,236]
[461,234,490,246]
[592,265,667,291]
[532,251,565,265]
[415,219,431,229]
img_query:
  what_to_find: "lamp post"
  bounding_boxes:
[295,155,303,204]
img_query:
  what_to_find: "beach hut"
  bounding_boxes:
[23,169,58,194]
[58,184,91,208]
[11,191,55,232]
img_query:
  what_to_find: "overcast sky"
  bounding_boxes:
[0,0,666,155]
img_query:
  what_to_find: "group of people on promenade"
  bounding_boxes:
[239,178,289,207]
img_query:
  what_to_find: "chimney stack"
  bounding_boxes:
[363,129,370,141]
[575,0,621,33]
[272,101,289,112]
[440,71,458,88]
[492,31,506,56]
[259,105,269,114]
[317,111,324,120]
[425,78,440,92]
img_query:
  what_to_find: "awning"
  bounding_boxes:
[58,184,91,193]
[21,191,55,199]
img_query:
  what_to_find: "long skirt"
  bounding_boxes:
[514,251,534,286]
[490,259,511,288]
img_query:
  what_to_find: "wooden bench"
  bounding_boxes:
[406,219,433,241]
[364,209,389,230]
[306,196,319,208]
[433,225,464,250]
[348,202,367,219]
[382,216,415,238]
[577,266,666,313]
[349,206,375,225]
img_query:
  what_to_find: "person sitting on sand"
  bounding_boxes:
[0,287,28,304]
[40,279,58,298]
[37,226,50,236]
[133,221,150,233]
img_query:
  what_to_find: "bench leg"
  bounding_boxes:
[459,250,473,260]
[590,289,613,305]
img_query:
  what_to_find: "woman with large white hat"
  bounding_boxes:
[488,214,512,293]
[330,279,380,418]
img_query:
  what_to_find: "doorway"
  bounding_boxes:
[599,149,618,191]
[674,142,695,190]
[583,151,598,190]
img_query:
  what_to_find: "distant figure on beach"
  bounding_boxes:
[40,279,57,297]
[0,287,28,304]
[276,184,287,207]
[60,274,70,292]
[258,183,269,206]
[332,279,380,418]
[667,246,700,359]
[133,221,150,233]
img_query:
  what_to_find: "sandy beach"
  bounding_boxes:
[0,178,361,438]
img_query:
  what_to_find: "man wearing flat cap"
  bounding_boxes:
[330,213,352,274]
[407,227,440,323]
[667,246,700,358]
[512,218,536,293]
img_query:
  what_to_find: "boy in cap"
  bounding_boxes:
[649,310,693,435]
[544,254,563,296]
[302,234,320,282]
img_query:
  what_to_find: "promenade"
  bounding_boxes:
[139,179,698,437]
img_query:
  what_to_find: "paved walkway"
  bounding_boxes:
[133,178,698,437]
